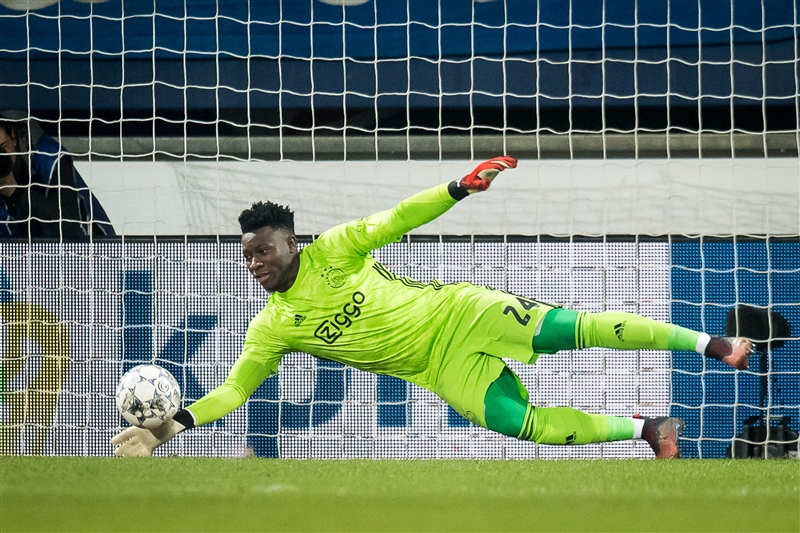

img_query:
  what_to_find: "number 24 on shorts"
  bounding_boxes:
[502,296,541,327]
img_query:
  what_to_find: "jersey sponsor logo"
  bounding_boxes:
[372,263,444,290]
[313,291,365,344]
[314,321,343,344]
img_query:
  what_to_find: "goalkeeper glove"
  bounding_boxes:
[458,156,518,194]
[111,415,189,457]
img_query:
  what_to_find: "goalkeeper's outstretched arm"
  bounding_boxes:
[319,156,518,256]
[111,357,271,457]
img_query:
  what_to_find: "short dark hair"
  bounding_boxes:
[238,201,294,234]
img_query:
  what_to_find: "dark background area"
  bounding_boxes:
[1,0,798,139]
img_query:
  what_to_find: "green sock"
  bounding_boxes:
[484,369,636,443]
[519,405,635,444]
[484,368,530,438]
[578,311,701,353]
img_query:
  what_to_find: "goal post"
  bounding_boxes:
[0,0,798,459]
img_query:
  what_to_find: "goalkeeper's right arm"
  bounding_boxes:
[111,356,272,457]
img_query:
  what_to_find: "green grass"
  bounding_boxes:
[1,458,798,533]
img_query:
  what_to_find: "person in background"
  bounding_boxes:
[0,110,115,239]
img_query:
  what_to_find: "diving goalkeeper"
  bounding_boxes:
[112,157,753,459]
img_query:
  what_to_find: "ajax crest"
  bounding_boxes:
[324,267,346,288]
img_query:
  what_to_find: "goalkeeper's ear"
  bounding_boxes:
[450,156,518,199]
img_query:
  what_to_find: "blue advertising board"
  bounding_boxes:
[671,239,800,458]
[1,237,795,458]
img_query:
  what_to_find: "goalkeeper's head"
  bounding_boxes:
[238,201,299,293]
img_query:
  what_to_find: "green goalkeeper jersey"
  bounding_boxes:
[188,182,480,426]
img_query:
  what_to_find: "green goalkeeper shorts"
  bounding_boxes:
[428,286,556,428]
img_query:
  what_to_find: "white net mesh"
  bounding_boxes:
[0,0,798,458]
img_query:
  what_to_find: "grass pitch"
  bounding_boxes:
[1,457,797,532]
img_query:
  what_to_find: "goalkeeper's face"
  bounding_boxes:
[241,226,299,293]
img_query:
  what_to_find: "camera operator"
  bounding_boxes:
[0,111,115,239]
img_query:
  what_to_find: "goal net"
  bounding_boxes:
[0,0,797,459]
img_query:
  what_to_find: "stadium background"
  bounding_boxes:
[0,0,798,460]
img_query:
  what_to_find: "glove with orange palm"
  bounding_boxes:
[450,156,518,199]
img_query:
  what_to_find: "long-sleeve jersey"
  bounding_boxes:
[187,182,475,426]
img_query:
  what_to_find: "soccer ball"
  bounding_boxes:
[115,364,181,429]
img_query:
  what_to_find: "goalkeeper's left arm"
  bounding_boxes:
[320,156,518,256]
[111,356,271,457]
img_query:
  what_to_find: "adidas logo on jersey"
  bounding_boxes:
[614,321,626,341]
[294,314,307,327]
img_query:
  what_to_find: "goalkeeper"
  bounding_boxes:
[112,157,753,459]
